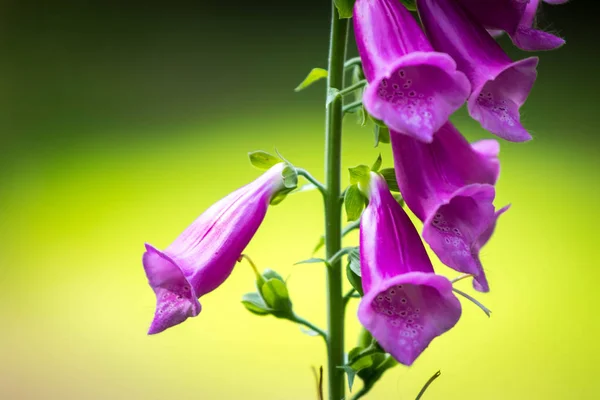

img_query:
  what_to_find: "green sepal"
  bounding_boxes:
[379,168,400,192]
[374,125,390,147]
[241,292,273,316]
[371,153,382,172]
[248,150,281,170]
[260,278,293,316]
[345,184,365,222]
[270,189,293,206]
[282,165,298,189]
[400,0,417,11]
[340,346,385,391]
[348,165,371,185]
[334,0,356,18]
[262,268,285,282]
[346,247,363,296]
[294,68,328,92]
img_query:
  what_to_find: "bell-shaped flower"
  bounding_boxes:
[358,172,462,366]
[417,0,538,142]
[142,163,288,334]
[353,0,470,143]
[455,0,565,51]
[390,124,509,292]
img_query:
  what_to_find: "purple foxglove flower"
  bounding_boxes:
[353,0,470,143]
[417,0,539,142]
[455,0,565,51]
[390,124,509,292]
[358,172,461,366]
[142,163,287,334]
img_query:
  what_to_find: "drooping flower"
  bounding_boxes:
[455,0,565,51]
[417,0,539,142]
[353,0,470,143]
[142,163,288,334]
[358,172,462,366]
[390,124,509,292]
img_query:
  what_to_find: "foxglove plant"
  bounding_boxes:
[141,0,566,398]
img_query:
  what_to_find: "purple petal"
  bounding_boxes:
[143,244,201,335]
[363,52,470,142]
[354,0,469,142]
[391,123,500,220]
[358,272,461,366]
[422,185,507,292]
[360,173,436,293]
[468,57,538,142]
[418,0,538,141]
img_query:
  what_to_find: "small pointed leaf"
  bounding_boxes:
[345,184,365,222]
[348,165,371,185]
[295,68,328,92]
[371,153,382,172]
[379,168,400,192]
[295,258,328,266]
[241,292,273,316]
[374,125,390,147]
[327,88,340,107]
[248,151,281,170]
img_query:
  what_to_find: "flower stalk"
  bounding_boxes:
[323,4,349,399]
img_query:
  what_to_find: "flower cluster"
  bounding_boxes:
[140,0,565,373]
[353,0,564,364]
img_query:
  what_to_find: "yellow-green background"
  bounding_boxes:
[1,1,598,399]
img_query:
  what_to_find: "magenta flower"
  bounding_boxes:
[353,0,470,143]
[358,172,461,366]
[417,0,538,142]
[455,0,565,51]
[390,124,509,292]
[142,163,287,334]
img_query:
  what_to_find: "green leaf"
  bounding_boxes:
[347,248,361,277]
[282,165,298,189]
[374,124,390,147]
[262,268,284,282]
[294,68,328,92]
[334,0,356,18]
[241,292,273,316]
[270,190,289,206]
[346,248,363,296]
[340,346,381,391]
[260,278,293,314]
[348,165,371,185]
[371,153,382,172]
[248,150,281,170]
[312,236,325,254]
[294,258,327,266]
[345,184,365,222]
[400,0,417,11]
[379,168,400,192]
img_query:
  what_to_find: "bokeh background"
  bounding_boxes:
[1,0,598,398]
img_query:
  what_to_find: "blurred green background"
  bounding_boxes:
[1,0,598,398]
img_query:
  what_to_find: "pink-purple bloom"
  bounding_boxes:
[353,0,470,143]
[454,0,565,51]
[390,124,509,292]
[358,172,462,366]
[142,163,287,334]
[417,0,539,142]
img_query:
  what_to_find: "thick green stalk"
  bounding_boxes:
[324,4,349,400]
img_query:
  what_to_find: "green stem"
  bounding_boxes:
[342,100,363,114]
[337,80,367,97]
[292,314,328,343]
[324,4,349,400]
[297,167,327,196]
